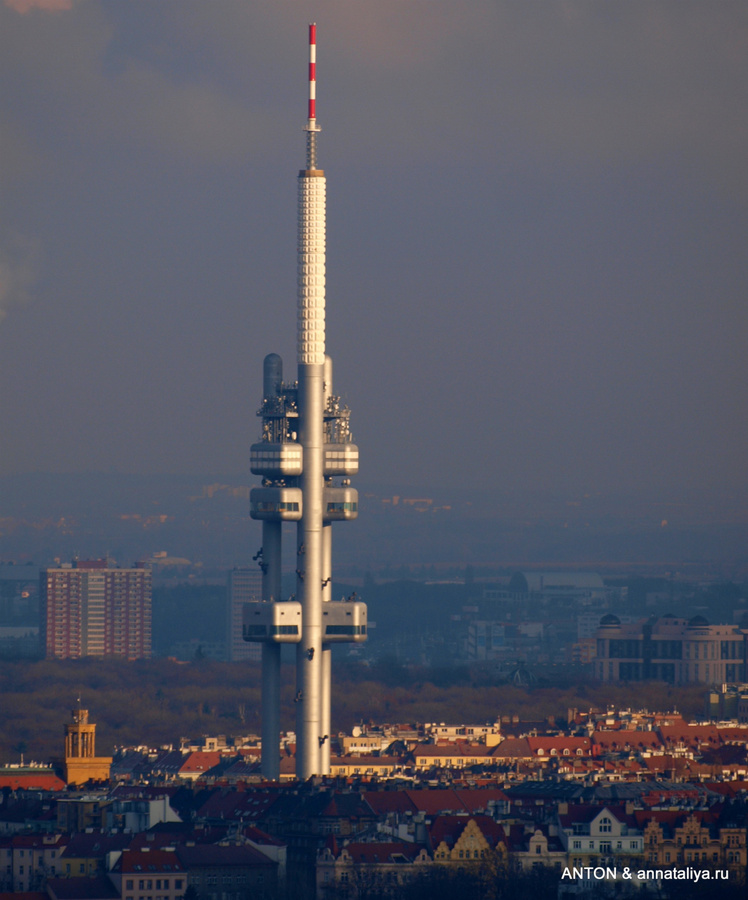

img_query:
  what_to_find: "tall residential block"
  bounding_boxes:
[41,558,151,659]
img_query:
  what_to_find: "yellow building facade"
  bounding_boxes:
[62,707,112,786]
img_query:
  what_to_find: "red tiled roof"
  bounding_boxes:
[0,893,48,900]
[46,876,119,900]
[411,742,493,759]
[363,791,419,816]
[704,780,748,797]
[715,726,748,744]
[196,789,279,820]
[112,847,186,874]
[527,736,592,756]
[657,724,720,746]
[331,755,401,766]
[176,843,274,868]
[341,842,427,863]
[453,788,510,812]
[179,751,222,774]
[0,774,65,791]
[638,783,708,806]
[402,790,467,815]
[558,804,638,830]
[491,738,532,759]
[60,832,131,858]
[633,808,723,833]
[591,730,663,751]
[11,834,67,850]
[640,756,711,778]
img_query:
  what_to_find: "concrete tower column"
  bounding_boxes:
[320,520,333,774]
[261,519,282,781]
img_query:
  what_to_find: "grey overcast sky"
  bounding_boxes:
[1,0,746,498]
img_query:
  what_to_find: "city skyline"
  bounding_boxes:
[0,8,747,890]
[0,1,746,501]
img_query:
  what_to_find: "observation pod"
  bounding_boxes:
[322,600,367,643]
[243,601,302,643]
[323,486,358,522]
[250,442,303,478]
[250,486,302,521]
[323,444,359,476]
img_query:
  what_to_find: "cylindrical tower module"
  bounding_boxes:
[296,22,326,779]
[320,355,334,776]
[260,353,283,782]
[320,523,332,773]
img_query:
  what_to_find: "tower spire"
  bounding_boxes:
[304,23,320,169]
[248,24,365,782]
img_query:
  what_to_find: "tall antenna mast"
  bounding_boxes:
[304,23,320,170]
[248,23,365,781]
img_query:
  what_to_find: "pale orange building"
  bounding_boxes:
[61,707,112,786]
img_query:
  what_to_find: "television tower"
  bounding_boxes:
[245,24,367,780]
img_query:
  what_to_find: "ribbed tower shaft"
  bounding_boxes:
[296,27,326,776]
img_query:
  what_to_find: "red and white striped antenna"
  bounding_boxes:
[308,23,317,126]
[304,23,320,169]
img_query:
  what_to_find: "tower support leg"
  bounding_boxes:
[261,519,282,781]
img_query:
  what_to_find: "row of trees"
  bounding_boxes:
[0,657,708,764]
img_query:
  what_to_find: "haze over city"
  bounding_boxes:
[1,0,746,507]
[1,7,748,898]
